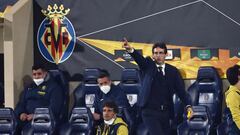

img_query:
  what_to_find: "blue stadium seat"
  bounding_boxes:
[59,107,94,135]
[118,68,141,135]
[119,68,141,107]
[74,68,100,109]
[177,106,211,135]
[188,66,223,129]
[217,108,240,135]
[22,108,56,135]
[49,69,69,124]
[0,108,16,135]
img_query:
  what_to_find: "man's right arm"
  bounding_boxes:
[15,89,27,119]
[92,95,101,120]
[122,38,148,70]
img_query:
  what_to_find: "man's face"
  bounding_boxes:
[97,76,111,87]
[152,47,166,65]
[32,69,47,79]
[103,106,116,121]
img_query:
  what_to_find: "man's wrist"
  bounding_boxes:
[127,48,134,53]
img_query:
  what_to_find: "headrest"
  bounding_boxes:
[49,69,68,85]
[70,107,93,130]
[34,108,50,114]
[0,108,13,117]
[83,68,100,84]
[187,106,210,129]
[70,107,90,123]
[0,108,15,132]
[121,68,140,84]
[197,66,219,82]
[32,108,54,132]
[72,107,88,115]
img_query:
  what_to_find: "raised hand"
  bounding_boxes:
[122,37,133,51]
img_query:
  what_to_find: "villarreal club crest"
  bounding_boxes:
[37,4,76,64]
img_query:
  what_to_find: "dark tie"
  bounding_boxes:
[158,66,163,76]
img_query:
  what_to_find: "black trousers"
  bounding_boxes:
[141,107,171,135]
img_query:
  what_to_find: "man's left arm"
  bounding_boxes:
[174,69,192,106]
[116,87,131,108]
[174,69,193,117]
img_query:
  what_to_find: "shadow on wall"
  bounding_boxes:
[22,75,32,88]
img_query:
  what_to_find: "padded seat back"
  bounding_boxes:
[0,108,16,135]
[177,106,211,135]
[31,108,55,135]
[119,68,141,107]
[74,68,100,108]
[188,66,223,127]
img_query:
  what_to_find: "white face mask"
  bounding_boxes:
[33,78,44,86]
[100,85,111,94]
[104,118,115,125]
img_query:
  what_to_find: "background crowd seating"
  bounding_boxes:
[0,66,234,135]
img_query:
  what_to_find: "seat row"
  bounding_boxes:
[0,66,231,134]
[73,66,224,135]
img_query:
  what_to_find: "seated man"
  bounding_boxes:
[93,69,130,121]
[97,101,128,135]
[14,64,64,133]
[225,65,240,133]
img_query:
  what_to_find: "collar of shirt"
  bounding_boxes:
[156,63,165,75]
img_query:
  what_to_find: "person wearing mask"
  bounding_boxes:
[97,101,128,135]
[225,64,240,133]
[93,69,130,121]
[123,38,193,135]
[15,64,64,133]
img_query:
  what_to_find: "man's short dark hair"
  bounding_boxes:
[152,42,167,54]
[226,65,240,85]
[32,64,47,71]
[103,101,118,113]
[98,69,110,79]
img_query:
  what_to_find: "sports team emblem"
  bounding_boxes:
[37,4,76,64]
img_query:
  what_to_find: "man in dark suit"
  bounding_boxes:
[123,39,193,135]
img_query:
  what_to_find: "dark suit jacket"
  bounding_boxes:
[129,50,191,113]
[93,84,130,114]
